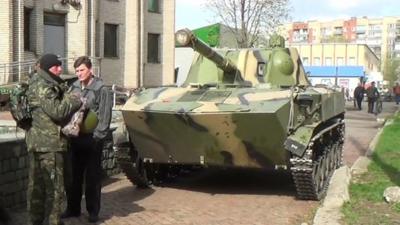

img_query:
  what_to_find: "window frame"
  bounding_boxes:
[103,23,119,58]
[348,57,356,65]
[148,0,161,13]
[147,33,161,64]
[336,57,344,66]
[313,57,321,66]
[302,57,309,66]
[24,7,33,51]
[325,57,332,66]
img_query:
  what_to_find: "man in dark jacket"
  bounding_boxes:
[26,54,82,225]
[62,56,112,223]
[366,81,380,113]
[353,83,364,110]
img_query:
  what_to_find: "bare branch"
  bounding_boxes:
[205,0,290,47]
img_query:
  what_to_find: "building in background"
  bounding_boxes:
[305,66,365,98]
[289,42,380,94]
[0,0,175,88]
[280,16,400,66]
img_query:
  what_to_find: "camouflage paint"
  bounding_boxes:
[122,85,344,168]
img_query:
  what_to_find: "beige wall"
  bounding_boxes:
[97,0,175,88]
[142,0,176,87]
[123,0,140,88]
[0,0,176,88]
[0,0,13,83]
[97,0,124,85]
[161,0,176,85]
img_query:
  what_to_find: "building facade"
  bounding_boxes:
[0,0,175,88]
[281,16,400,65]
[289,43,380,74]
[288,43,380,94]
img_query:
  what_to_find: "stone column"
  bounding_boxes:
[0,0,13,84]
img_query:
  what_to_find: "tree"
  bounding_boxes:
[204,0,290,48]
[382,54,400,84]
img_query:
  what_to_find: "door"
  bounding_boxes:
[43,13,65,58]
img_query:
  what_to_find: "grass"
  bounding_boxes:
[342,113,400,225]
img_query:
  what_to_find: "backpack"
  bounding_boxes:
[9,82,32,130]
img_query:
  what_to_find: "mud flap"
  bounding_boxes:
[284,126,313,157]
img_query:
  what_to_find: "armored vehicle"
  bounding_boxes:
[116,29,345,200]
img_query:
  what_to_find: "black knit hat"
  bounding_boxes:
[39,54,62,71]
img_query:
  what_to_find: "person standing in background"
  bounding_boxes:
[393,82,400,105]
[353,83,364,110]
[366,81,379,113]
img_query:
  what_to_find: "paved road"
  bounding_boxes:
[7,101,398,225]
[343,101,398,165]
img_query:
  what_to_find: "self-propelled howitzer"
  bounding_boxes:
[115,28,345,200]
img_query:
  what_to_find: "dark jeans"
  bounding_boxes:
[368,98,376,113]
[65,135,103,216]
[355,96,363,110]
[395,95,400,105]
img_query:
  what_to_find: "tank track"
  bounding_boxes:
[116,146,151,188]
[290,119,345,200]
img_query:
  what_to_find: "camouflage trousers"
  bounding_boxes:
[27,152,65,225]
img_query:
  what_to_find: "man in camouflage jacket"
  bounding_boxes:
[26,54,81,225]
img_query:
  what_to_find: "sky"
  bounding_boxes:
[175,0,400,30]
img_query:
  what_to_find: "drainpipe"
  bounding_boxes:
[17,0,23,82]
[138,0,144,88]
[90,0,95,58]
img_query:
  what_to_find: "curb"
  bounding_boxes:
[313,118,387,225]
[312,166,351,225]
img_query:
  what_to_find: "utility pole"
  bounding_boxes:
[335,66,338,86]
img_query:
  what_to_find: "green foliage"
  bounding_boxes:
[382,55,400,84]
[393,203,400,212]
[342,113,400,224]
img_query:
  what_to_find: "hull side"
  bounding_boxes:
[122,105,290,168]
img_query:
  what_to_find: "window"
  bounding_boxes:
[302,57,309,66]
[356,25,366,34]
[148,0,160,13]
[104,23,118,57]
[148,33,160,63]
[325,57,332,66]
[313,57,320,66]
[44,13,65,26]
[336,57,344,66]
[348,57,356,65]
[24,8,32,51]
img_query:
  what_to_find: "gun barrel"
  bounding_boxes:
[175,29,237,73]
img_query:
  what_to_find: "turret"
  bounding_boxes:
[175,28,244,84]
